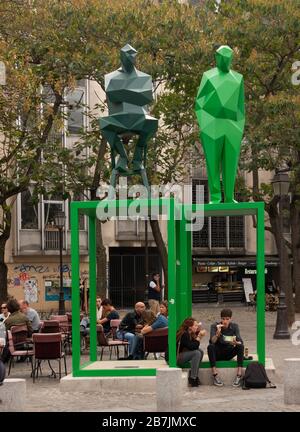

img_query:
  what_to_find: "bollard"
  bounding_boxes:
[284,358,300,404]
[156,368,182,412]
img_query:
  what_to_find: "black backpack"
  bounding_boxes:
[243,361,276,389]
[0,359,6,385]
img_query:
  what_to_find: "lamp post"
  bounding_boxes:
[272,171,290,339]
[54,210,66,315]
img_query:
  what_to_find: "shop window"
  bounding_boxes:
[192,178,245,249]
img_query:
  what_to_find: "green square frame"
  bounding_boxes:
[71,198,265,377]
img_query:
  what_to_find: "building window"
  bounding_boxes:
[192,179,244,249]
[66,86,85,134]
[69,193,85,231]
[192,179,209,247]
[21,188,39,229]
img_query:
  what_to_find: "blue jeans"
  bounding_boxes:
[116,330,137,356]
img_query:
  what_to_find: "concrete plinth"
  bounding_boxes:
[156,368,182,412]
[61,374,158,394]
[0,379,26,412]
[284,358,300,405]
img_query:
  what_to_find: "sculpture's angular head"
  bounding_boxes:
[215,45,233,72]
[120,44,137,72]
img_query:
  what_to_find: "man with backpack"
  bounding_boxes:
[207,308,244,387]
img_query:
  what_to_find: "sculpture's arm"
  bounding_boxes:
[106,76,153,106]
[237,76,245,123]
[195,73,210,108]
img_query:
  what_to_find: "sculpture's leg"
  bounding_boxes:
[132,117,158,172]
[101,129,129,173]
[108,169,118,200]
[222,127,243,203]
[200,132,224,204]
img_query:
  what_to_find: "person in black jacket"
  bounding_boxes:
[176,317,206,387]
[207,308,244,387]
[116,302,146,359]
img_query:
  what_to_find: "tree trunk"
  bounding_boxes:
[0,253,8,303]
[96,219,107,299]
[291,194,300,313]
[0,205,11,303]
[268,200,295,326]
[90,136,108,300]
[150,219,168,298]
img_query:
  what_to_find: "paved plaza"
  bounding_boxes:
[3,304,300,412]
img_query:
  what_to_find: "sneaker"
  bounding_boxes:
[213,374,224,387]
[233,375,243,387]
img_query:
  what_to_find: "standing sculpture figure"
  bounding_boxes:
[195,45,245,204]
[100,44,158,193]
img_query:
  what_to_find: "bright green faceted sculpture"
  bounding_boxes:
[99,44,158,181]
[195,45,245,204]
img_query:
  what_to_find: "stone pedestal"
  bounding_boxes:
[0,378,26,411]
[284,358,300,404]
[156,368,182,412]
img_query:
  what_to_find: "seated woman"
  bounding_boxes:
[133,309,168,359]
[141,302,168,335]
[176,317,206,387]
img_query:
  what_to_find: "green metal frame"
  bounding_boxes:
[71,199,265,377]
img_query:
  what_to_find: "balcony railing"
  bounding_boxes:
[44,227,65,250]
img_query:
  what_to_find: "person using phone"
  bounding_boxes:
[207,308,244,387]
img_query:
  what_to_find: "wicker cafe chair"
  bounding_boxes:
[97,328,128,360]
[32,333,67,382]
[7,328,34,376]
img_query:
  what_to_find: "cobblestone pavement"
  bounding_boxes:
[5,305,300,412]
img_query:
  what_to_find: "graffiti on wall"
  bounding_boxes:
[24,278,38,303]
[8,263,89,304]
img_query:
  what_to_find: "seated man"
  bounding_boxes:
[133,309,168,360]
[97,299,119,335]
[207,308,244,387]
[19,300,41,333]
[117,301,145,360]
[5,299,32,335]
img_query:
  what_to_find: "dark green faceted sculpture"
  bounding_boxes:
[195,45,245,204]
[100,44,158,192]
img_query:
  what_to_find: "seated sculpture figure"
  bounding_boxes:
[100,44,158,189]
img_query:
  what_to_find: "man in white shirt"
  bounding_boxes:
[147,273,161,315]
[19,299,41,332]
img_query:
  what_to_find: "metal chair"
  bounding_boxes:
[143,327,168,360]
[97,328,128,360]
[32,333,67,382]
[40,320,60,333]
[110,319,122,340]
[7,328,34,376]
[50,315,71,353]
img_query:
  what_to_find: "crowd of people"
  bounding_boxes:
[1,278,245,390]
